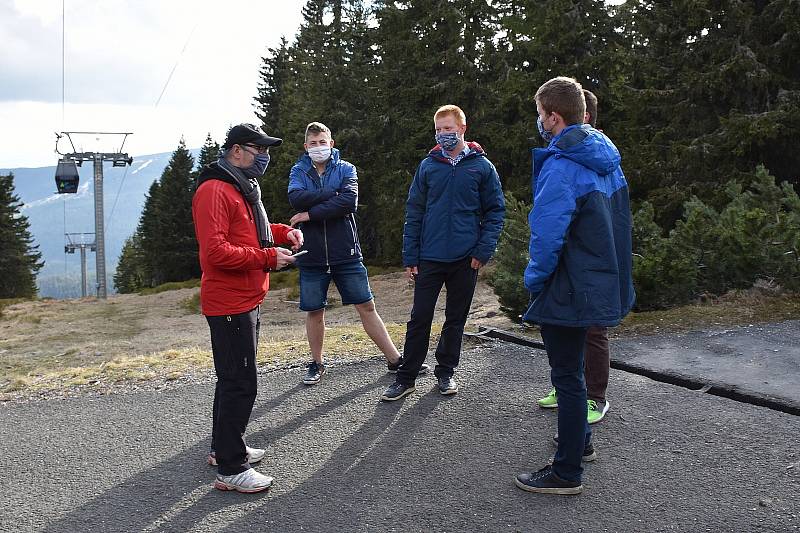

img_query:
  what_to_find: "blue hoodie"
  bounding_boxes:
[287,148,362,267]
[523,125,635,327]
[403,142,505,266]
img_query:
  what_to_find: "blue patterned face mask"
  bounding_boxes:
[243,152,271,178]
[537,116,553,143]
[435,132,460,152]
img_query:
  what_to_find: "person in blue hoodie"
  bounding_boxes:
[536,89,613,425]
[514,77,634,495]
[288,122,427,386]
[381,105,505,401]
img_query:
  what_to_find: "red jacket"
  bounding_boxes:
[192,179,293,316]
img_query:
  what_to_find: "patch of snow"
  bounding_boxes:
[131,159,153,174]
[21,181,91,210]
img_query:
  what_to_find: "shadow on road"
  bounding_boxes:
[40,364,385,532]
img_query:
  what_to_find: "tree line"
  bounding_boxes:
[113,138,219,293]
[3,0,798,309]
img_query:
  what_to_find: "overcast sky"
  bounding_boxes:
[0,0,307,168]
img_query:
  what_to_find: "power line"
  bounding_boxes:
[63,197,67,276]
[105,162,130,233]
[61,0,65,128]
[154,21,199,108]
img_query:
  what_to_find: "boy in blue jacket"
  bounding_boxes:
[381,105,505,401]
[536,89,613,425]
[514,77,634,495]
[288,122,425,385]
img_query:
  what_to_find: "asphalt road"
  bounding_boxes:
[1,336,798,532]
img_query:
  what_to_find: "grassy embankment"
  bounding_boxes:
[1,270,798,398]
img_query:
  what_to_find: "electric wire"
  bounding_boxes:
[62,0,68,280]
[105,18,199,230]
[63,197,67,276]
[105,163,130,233]
[61,0,65,128]
[154,21,199,108]
[56,10,202,296]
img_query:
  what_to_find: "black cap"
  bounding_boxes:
[222,123,282,150]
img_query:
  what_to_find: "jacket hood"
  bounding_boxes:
[295,147,342,172]
[546,125,621,176]
[428,141,485,162]
[196,161,236,189]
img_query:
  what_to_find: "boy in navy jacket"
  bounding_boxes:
[381,105,505,401]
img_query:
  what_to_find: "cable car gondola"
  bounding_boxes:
[55,159,80,194]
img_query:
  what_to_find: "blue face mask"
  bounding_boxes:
[243,152,271,178]
[537,116,553,143]
[435,132,460,152]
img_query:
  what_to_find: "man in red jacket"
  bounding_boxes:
[192,123,303,493]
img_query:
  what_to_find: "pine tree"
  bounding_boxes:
[615,0,800,227]
[0,173,43,298]
[365,0,501,262]
[196,134,220,172]
[254,0,379,231]
[150,140,199,283]
[135,180,162,287]
[485,0,622,197]
[113,234,146,293]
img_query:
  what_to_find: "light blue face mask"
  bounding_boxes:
[243,152,271,178]
[537,116,553,143]
[435,132,460,152]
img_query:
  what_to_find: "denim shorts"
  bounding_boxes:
[299,261,374,311]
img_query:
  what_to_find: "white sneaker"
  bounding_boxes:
[214,468,273,493]
[207,446,266,466]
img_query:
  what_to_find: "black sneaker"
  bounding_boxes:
[381,381,415,401]
[514,465,583,495]
[387,357,430,374]
[437,376,458,395]
[551,435,596,462]
[303,360,326,385]
[582,443,597,462]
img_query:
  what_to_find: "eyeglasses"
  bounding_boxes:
[240,144,269,154]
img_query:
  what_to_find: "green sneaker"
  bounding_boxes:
[587,399,610,424]
[537,387,558,409]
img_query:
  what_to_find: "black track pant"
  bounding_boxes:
[206,306,259,476]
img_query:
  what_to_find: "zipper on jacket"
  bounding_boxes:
[324,220,330,266]
[305,165,330,266]
[449,164,456,259]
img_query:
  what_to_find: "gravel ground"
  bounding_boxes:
[1,336,798,532]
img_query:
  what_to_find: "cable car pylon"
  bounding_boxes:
[54,131,133,299]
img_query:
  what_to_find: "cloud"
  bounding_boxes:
[0,0,307,167]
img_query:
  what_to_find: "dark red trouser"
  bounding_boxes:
[584,326,609,402]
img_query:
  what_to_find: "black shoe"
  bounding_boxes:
[387,357,429,374]
[552,435,596,462]
[303,360,326,385]
[515,465,583,495]
[437,376,458,395]
[582,443,597,462]
[381,381,415,401]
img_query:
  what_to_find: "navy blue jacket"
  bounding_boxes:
[403,142,505,266]
[287,149,362,267]
[523,125,635,327]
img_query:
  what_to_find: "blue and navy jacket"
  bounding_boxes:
[403,142,505,266]
[287,148,362,268]
[523,125,635,327]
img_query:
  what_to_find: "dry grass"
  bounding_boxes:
[1,273,797,399]
[615,289,800,337]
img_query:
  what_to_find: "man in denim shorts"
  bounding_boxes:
[288,122,427,385]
